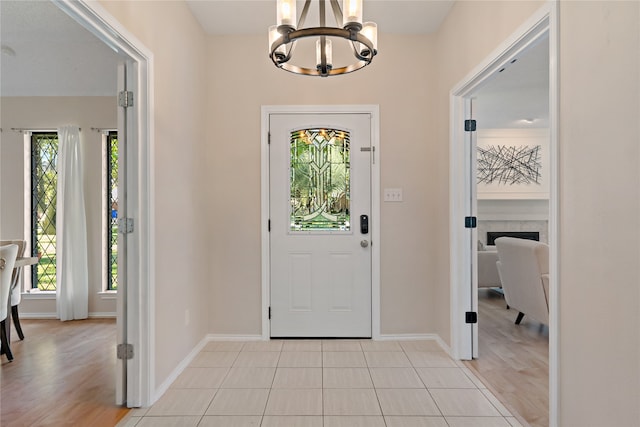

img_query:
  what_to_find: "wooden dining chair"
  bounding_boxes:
[1,244,19,361]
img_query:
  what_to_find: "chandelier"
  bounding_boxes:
[269,0,378,77]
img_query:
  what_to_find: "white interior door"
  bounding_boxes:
[115,61,128,405]
[468,99,479,359]
[269,113,372,337]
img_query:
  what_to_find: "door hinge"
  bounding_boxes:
[268,132,271,145]
[268,306,271,319]
[118,90,134,108]
[117,343,134,360]
[268,219,271,232]
[118,217,134,234]
[464,119,477,132]
[465,312,478,324]
[464,216,477,228]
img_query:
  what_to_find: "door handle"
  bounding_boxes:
[360,240,369,248]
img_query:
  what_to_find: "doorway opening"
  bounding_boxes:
[449,4,558,426]
[43,1,153,407]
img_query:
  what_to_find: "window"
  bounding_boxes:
[26,130,119,293]
[30,132,58,290]
[106,131,119,291]
[289,128,351,231]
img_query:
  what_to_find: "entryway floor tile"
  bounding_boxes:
[205,389,269,416]
[376,388,441,416]
[120,340,523,427]
[430,388,501,416]
[264,389,323,415]
[198,416,261,427]
[323,368,373,388]
[272,367,322,388]
[220,367,276,388]
[323,388,382,415]
[146,388,217,416]
[323,351,367,367]
[384,416,449,427]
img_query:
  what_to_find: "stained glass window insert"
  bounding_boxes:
[290,128,350,231]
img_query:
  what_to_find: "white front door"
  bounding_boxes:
[269,113,372,337]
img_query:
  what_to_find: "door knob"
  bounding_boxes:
[360,240,369,248]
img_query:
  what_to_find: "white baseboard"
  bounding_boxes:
[151,334,265,405]
[19,313,57,319]
[153,335,209,403]
[207,334,265,341]
[19,312,116,319]
[377,333,452,357]
[89,312,117,318]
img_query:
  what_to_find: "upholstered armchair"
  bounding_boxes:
[478,245,501,288]
[495,237,549,325]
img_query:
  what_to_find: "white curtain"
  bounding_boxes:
[56,126,89,321]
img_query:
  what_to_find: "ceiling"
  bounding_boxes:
[0,0,121,97]
[0,0,548,128]
[186,1,455,35]
[473,35,550,129]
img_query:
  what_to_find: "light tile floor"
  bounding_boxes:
[118,340,524,427]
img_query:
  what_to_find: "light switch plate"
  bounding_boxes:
[384,188,403,202]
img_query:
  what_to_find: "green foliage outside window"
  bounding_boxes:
[32,133,58,290]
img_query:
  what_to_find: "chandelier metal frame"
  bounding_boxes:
[269,0,377,77]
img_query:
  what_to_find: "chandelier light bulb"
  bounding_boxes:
[277,0,297,30]
[268,25,287,60]
[343,0,363,29]
[360,22,377,56]
[316,38,333,74]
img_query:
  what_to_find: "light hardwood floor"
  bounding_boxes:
[465,289,549,427]
[1,318,130,427]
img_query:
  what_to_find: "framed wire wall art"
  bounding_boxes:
[476,129,550,199]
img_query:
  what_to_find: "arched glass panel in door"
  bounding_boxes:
[289,128,350,231]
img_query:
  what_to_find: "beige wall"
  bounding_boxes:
[98,0,210,386]
[205,32,440,336]
[0,96,117,316]
[558,1,640,425]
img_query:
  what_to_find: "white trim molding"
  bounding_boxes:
[377,334,451,355]
[261,105,381,340]
[19,313,57,319]
[207,334,265,341]
[153,336,209,403]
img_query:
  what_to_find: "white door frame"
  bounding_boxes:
[261,105,381,340]
[54,0,154,407]
[449,2,559,426]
